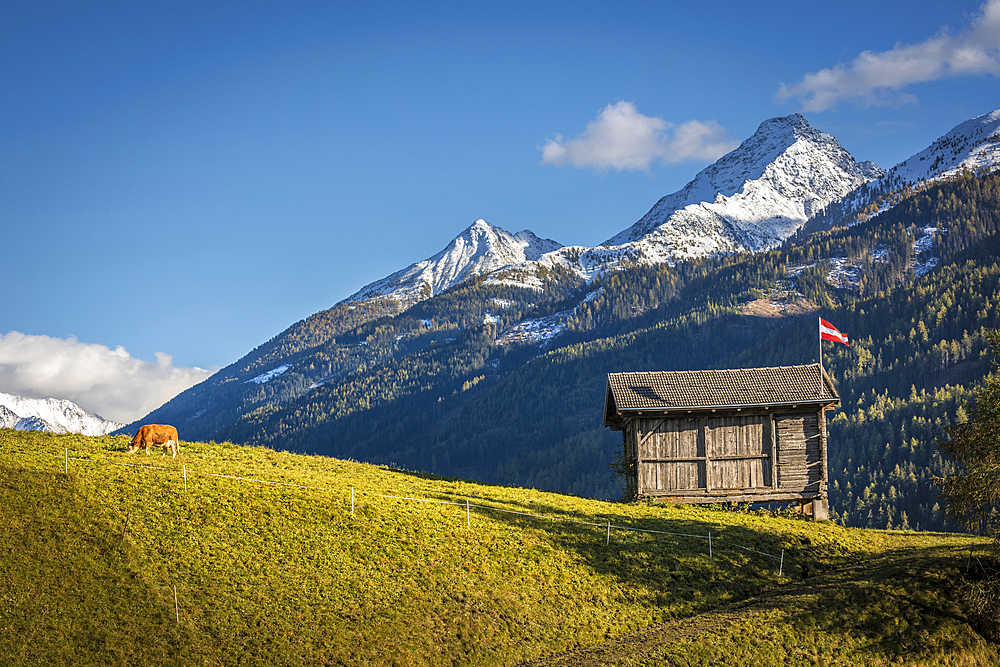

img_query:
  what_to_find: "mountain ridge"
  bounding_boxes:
[602,113,882,250]
[806,108,1000,234]
[342,219,563,312]
[123,109,1000,518]
[339,113,884,313]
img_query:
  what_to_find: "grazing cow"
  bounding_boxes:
[128,424,179,459]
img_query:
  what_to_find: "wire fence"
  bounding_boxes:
[15,442,993,575]
[4,443,804,573]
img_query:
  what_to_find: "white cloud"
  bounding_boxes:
[778,0,1000,112]
[540,101,737,172]
[0,331,216,424]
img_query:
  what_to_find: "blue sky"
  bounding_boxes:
[2,0,999,421]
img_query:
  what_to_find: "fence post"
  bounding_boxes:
[173,584,179,624]
[708,531,713,559]
[183,464,188,492]
[64,447,68,474]
[779,549,784,576]
[351,486,355,515]
[606,521,611,546]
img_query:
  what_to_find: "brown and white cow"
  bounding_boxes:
[128,424,179,459]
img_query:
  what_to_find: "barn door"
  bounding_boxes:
[704,415,771,490]
[774,413,821,493]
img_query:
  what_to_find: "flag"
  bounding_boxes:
[819,317,849,346]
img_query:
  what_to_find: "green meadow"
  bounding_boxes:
[1,429,995,666]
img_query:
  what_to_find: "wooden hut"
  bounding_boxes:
[603,364,839,519]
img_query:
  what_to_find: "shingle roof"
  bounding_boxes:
[604,364,839,427]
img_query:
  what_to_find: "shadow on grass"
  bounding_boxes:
[519,542,998,666]
[422,487,846,575]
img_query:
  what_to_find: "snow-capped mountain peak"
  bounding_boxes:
[0,392,124,436]
[600,113,882,258]
[343,219,563,309]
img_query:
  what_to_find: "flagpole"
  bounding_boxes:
[818,317,823,396]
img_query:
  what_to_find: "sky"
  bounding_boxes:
[2,0,999,422]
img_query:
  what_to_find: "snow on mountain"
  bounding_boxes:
[880,109,1000,186]
[594,113,881,263]
[333,115,882,334]
[335,111,997,333]
[342,219,563,310]
[496,309,573,348]
[456,114,881,290]
[840,108,1000,216]
[245,364,291,384]
[0,392,124,436]
[785,225,941,292]
[0,405,20,429]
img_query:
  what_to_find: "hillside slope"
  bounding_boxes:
[1,430,995,666]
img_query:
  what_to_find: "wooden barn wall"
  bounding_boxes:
[628,408,827,500]
[624,420,639,499]
[774,412,822,494]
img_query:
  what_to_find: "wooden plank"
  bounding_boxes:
[819,408,828,496]
[632,419,644,498]
[699,417,709,492]
[639,454,771,462]
[775,413,810,491]
[768,414,777,488]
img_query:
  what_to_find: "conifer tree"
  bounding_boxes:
[936,328,1000,543]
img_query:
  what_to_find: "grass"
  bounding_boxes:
[0,429,995,665]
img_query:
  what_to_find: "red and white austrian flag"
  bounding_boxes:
[819,318,849,346]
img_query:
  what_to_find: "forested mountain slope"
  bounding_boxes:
[194,170,1000,532]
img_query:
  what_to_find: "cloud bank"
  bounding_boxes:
[541,101,738,172]
[778,0,1000,112]
[0,331,216,424]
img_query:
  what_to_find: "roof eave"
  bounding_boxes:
[616,398,841,414]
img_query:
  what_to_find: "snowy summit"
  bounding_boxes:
[0,392,124,436]
[343,219,563,310]
[596,113,882,261]
[337,110,1000,316]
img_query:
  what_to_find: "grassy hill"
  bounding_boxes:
[1,429,996,665]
